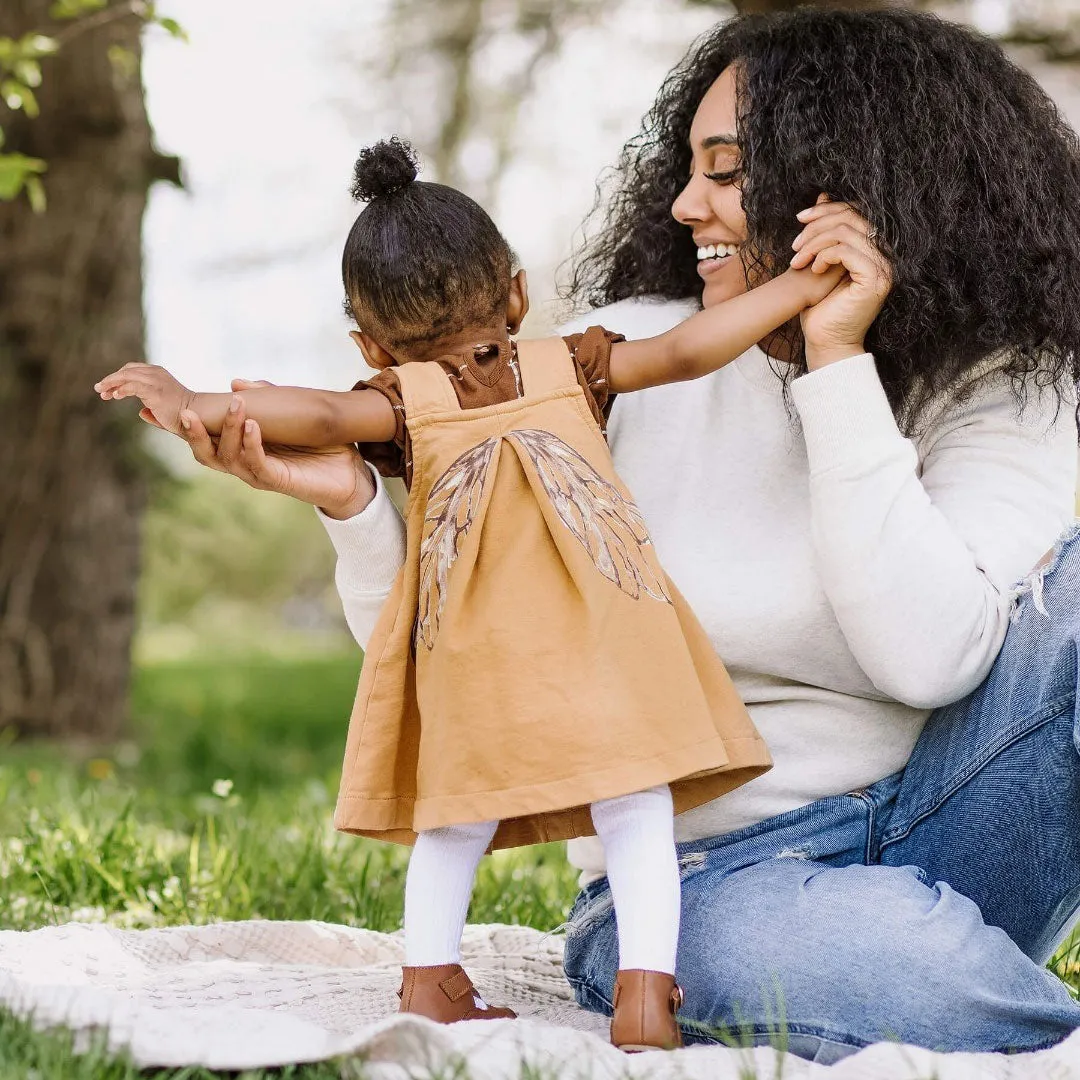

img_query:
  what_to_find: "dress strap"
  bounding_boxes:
[392,361,460,418]
[515,338,579,398]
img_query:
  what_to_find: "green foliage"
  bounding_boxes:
[137,468,347,660]
[1055,926,1080,997]
[0,32,55,207]
[50,0,109,18]
[0,1,184,212]
[0,1008,347,1080]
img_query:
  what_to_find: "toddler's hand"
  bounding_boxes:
[94,363,194,434]
[788,263,847,308]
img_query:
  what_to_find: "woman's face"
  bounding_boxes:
[671,65,749,309]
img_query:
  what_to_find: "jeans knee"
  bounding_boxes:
[680,863,966,1015]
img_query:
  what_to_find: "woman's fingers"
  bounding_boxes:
[790,222,870,268]
[792,214,865,251]
[231,378,275,391]
[240,419,267,466]
[792,214,868,252]
[239,418,269,475]
[791,197,891,296]
[215,395,247,469]
[238,419,283,490]
[178,409,225,472]
[795,194,859,224]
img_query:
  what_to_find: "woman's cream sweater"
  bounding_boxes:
[317,297,1078,878]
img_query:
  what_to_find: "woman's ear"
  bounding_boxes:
[506,269,530,334]
[350,330,397,370]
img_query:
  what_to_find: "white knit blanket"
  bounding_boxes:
[1,920,1078,1077]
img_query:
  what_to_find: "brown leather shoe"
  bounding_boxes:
[610,969,684,1051]
[397,964,517,1023]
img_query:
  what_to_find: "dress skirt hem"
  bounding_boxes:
[334,734,770,849]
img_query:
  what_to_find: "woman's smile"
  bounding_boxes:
[695,238,741,280]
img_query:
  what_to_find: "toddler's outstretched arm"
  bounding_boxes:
[95,364,397,446]
[608,264,845,393]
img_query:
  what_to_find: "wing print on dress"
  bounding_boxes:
[506,428,672,604]
[415,437,498,651]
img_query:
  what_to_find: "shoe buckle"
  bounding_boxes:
[670,983,684,1012]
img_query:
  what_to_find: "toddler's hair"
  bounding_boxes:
[342,138,515,349]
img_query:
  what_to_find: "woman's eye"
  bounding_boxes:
[704,169,741,185]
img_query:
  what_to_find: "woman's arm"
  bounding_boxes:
[608,265,842,393]
[794,355,1077,708]
[96,363,397,446]
[789,197,1077,707]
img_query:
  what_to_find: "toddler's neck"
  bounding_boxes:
[398,324,511,365]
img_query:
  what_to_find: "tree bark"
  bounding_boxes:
[0,1,162,738]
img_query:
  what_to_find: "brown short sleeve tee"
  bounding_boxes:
[355,325,624,484]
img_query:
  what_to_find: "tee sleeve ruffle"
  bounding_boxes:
[562,325,625,421]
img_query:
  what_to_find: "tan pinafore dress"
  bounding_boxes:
[333,338,772,850]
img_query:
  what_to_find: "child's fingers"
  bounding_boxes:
[810,244,852,272]
[96,371,160,399]
[231,378,276,391]
[93,362,155,393]
[99,384,135,401]
[800,229,892,299]
[97,378,150,401]
[138,407,165,429]
[809,243,884,294]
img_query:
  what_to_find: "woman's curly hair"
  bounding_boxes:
[566,8,1080,430]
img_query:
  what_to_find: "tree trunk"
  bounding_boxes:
[0,2,165,738]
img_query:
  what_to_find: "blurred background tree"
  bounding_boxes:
[0,0,180,740]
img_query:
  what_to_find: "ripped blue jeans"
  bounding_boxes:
[563,522,1080,1063]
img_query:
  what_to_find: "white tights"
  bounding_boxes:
[402,785,680,974]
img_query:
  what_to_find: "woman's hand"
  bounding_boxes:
[790,196,893,370]
[143,378,377,520]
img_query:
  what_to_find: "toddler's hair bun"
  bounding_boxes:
[350,137,419,202]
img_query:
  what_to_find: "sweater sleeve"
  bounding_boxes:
[315,462,407,652]
[792,353,1077,709]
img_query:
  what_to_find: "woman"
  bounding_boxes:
[174,8,1080,1061]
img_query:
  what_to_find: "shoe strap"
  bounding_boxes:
[439,969,475,1003]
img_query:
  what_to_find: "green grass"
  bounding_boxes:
[1,655,1077,1077]
[0,656,578,1078]
[0,1008,345,1080]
